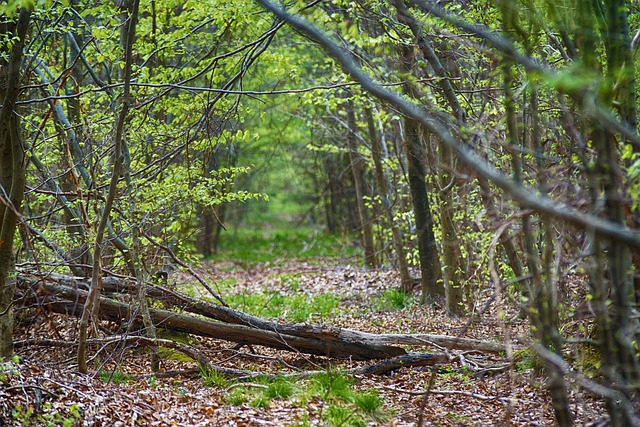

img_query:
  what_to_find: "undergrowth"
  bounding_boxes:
[210,227,358,263]
[227,291,340,322]
[205,370,390,426]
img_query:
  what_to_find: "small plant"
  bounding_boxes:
[99,368,130,385]
[250,395,271,408]
[281,273,302,291]
[200,367,231,388]
[11,402,82,427]
[264,377,296,399]
[0,356,20,381]
[324,404,364,427]
[514,348,542,373]
[312,371,354,402]
[225,388,250,405]
[438,366,472,382]
[355,389,390,423]
[354,389,383,413]
[374,288,414,310]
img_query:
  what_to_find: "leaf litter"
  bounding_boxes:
[3,259,604,426]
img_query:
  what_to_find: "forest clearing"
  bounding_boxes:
[1,0,639,426]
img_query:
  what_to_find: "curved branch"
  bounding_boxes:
[254,0,640,250]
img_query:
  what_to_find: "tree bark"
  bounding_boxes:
[366,108,412,290]
[0,7,31,358]
[346,103,377,269]
[403,117,444,302]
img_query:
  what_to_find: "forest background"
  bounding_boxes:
[0,0,640,426]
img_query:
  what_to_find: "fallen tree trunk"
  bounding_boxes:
[17,278,405,360]
[16,271,515,359]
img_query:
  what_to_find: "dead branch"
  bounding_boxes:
[16,271,516,362]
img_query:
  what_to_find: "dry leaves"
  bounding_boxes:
[3,260,603,426]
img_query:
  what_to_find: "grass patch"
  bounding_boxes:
[325,404,358,427]
[227,291,340,322]
[12,403,82,427]
[200,367,232,388]
[210,227,358,263]
[264,377,296,399]
[310,371,355,402]
[373,288,414,311]
[220,371,389,425]
[99,369,130,385]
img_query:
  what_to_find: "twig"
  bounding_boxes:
[380,384,498,401]
[139,229,228,307]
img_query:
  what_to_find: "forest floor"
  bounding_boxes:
[3,258,604,426]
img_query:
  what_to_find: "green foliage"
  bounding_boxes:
[0,356,20,381]
[310,371,355,402]
[325,404,358,427]
[11,403,82,427]
[373,288,414,311]
[438,366,472,383]
[227,290,340,323]
[353,389,384,414]
[223,376,296,407]
[225,388,251,405]
[99,369,130,385]
[263,377,296,399]
[212,227,357,263]
[200,367,231,388]
[514,348,542,373]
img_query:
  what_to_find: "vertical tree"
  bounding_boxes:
[0,6,31,358]
[77,0,140,373]
[346,102,377,269]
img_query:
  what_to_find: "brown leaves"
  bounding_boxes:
[6,260,604,426]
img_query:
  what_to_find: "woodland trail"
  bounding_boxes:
[3,259,601,426]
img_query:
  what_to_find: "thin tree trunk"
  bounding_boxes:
[346,103,377,269]
[78,0,140,373]
[500,3,572,424]
[434,135,464,316]
[0,7,31,358]
[366,108,411,290]
[403,118,444,302]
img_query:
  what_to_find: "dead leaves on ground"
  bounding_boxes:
[4,260,603,426]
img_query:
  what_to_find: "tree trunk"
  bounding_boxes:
[434,135,464,316]
[17,271,517,356]
[346,103,377,269]
[366,108,412,290]
[77,0,140,373]
[0,7,31,358]
[403,117,444,302]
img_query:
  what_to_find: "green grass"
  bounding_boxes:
[354,389,384,414]
[200,367,232,388]
[265,377,296,399]
[373,288,415,311]
[310,371,355,402]
[210,227,358,263]
[325,404,358,427]
[219,371,389,425]
[227,291,340,322]
[99,369,130,385]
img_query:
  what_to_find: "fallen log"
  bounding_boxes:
[17,279,405,360]
[17,271,515,358]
